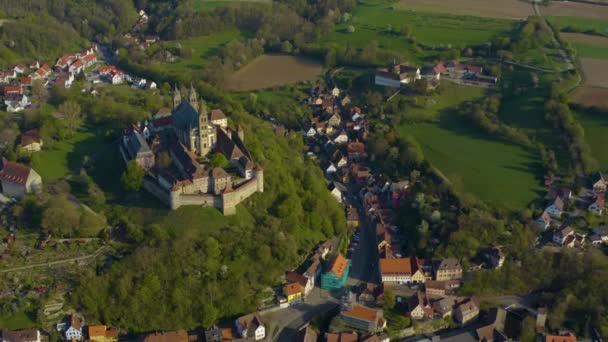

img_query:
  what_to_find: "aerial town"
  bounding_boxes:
[0,1,607,342]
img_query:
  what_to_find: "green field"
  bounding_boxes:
[576,109,608,170]
[161,30,242,71]
[548,16,608,37]
[193,0,269,9]
[0,310,37,329]
[404,82,485,121]
[323,2,515,56]
[32,127,107,182]
[400,116,542,208]
[570,42,608,59]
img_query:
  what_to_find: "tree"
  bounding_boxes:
[209,153,229,169]
[58,100,82,137]
[400,24,412,37]
[31,79,48,103]
[121,160,145,192]
[520,316,537,342]
[41,195,81,237]
[383,287,396,311]
[347,25,355,33]
[280,40,293,54]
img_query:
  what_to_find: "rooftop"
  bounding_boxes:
[328,253,348,279]
[380,258,412,276]
[342,304,380,323]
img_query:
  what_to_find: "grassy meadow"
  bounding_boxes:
[401,81,485,121]
[160,30,242,71]
[570,42,608,60]
[193,0,270,9]
[321,1,515,61]
[548,16,608,37]
[576,109,608,170]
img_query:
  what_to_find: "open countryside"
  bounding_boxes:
[576,110,608,170]
[560,33,608,60]
[539,1,608,21]
[161,30,242,71]
[224,55,322,91]
[580,58,608,88]
[398,0,533,19]
[571,86,608,109]
[193,0,270,10]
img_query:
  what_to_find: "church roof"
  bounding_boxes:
[172,101,199,131]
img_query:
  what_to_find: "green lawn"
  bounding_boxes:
[511,44,570,70]
[323,2,515,55]
[400,117,543,208]
[32,126,107,182]
[570,42,608,59]
[404,81,485,121]
[160,30,242,71]
[0,310,37,329]
[576,109,608,170]
[548,16,608,37]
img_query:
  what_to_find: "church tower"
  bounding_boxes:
[198,99,210,156]
[172,85,182,109]
[189,83,199,112]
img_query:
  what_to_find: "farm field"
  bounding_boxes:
[580,58,608,88]
[324,2,515,51]
[540,2,608,21]
[160,30,242,71]
[576,109,608,170]
[398,0,533,19]
[548,16,608,37]
[571,86,608,109]
[193,0,269,9]
[224,55,322,91]
[399,115,543,208]
[561,33,608,59]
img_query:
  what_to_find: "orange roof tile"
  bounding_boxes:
[380,258,412,276]
[342,304,379,323]
[284,282,303,296]
[88,325,107,338]
[546,333,576,342]
[329,254,348,279]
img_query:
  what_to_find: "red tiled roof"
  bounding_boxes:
[20,76,32,85]
[347,142,365,154]
[342,304,379,323]
[3,85,21,95]
[546,333,576,342]
[380,258,412,276]
[328,254,348,279]
[82,53,96,63]
[0,160,32,185]
[284,282,303,296]
[21,129,42,147]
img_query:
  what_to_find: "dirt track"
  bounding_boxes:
[225,55,322,91]
[540,1,608,20]
[398,0,533,19]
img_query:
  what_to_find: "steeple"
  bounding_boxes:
[189,83,199,112]
[198,98,210,156]
[172,85,182,109]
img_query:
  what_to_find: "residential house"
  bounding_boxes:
[411,257,431,283]
[283,282,304,305]
[593,173,607,193]
[122,128,155,170]
[109,70,124,85]
[475,307,507,342]
[425,280,460,297]
[328,182,347,203]
[435,258,463,281]
[69,59,84,74]
[210,109,228,128]
[65,313,83,341]
[4,93,31,112]
[421,65,441,81]
[321,253,350,290]
[379,258,412,285]
[20,129,43,152]
[3,85,21,95]
[591,226,608,244]
[536,307,547,333]
[19,76,32,88]
[546,196,565,219]
[331,87,340,97]
[235,312,265,341]
[553,226,575,247]
[328,113,341,127]
[334,130,349,144]
[409,291,433,320]
[325,332,359,342]
[454,298,480,326]
[433,297,454,318]
[12,64,26,74]
[537,210,551,230]
[88,325,119,342]
[374,64,422,88]
[588,194,605,216]
[0,159,42,198]
[1,328,41,342]
[54,73,74,88]
[142,330,188,342]
[287,271,313,297]
[296,326,318,342]
[545,332,576,342]
[81,53,97,68]
[347,142,366,161]
[304,125,317,138]
[326,163,337,175]
[32,64,51,80]
[340,304,386,333]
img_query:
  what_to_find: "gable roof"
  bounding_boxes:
[209,109,226,121]
[215,127,251,161]
[456,298,479,315]
[88,325,107,338]
[546,333,576,342]
[21,128,42,147]
[0,159,33,185]
[286,272,309,287]
[237,312,264,331]
[284,282,303,296]
[341,304,379,323]
[328,253,348,279]
[211,167,230,179]
[552,196,564,211]
[437,258,461,271]
[380,258,412,276]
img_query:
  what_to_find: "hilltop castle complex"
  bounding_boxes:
[120,85,264,215]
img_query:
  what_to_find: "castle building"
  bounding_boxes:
[120,86,263,215]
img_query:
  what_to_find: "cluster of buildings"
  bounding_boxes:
[536,173,608,249]
[121,86,263,215]
[374,61,497,90]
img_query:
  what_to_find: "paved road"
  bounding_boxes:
[0,247,108,273]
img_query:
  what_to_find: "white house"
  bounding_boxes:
[110,71,124,85]
[235,313,265,341]
[536,210,551,230]
[331,87,340,97]
[210,109,228,128]
[64,314,82,341]
[326,163,337,175]
[4,94,30,113]
[546,196,564,219]
[328,182,346,203]
[334,131,348,144]
[304,126,316,137]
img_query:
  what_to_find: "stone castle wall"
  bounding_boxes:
[221,169,264,215]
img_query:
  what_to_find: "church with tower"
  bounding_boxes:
[120,85,264,215]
